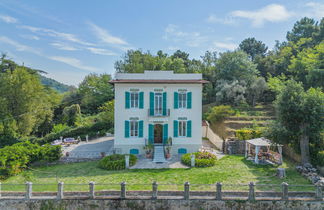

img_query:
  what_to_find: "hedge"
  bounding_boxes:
[36,121,113,145]
[235,129,262,140]
[98,154,137,170]
[181,152,217,167]
[0,141,62,178]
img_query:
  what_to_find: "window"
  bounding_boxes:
[130,92,139,108]
[178,121,187,137]
[130,121,139,137]
[178,92,187,108]
[154,93,163,115]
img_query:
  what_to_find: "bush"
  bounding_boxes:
[98,154,137,170]
[40,144,62,162]
[207,105,234,123]
[235,129,262,140]
[316,151,324,166]
[181,152,217,167]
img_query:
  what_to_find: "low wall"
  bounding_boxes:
[0,199,323,210]
[202,124,223,150]
[225,140,245,154]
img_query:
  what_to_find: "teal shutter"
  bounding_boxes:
[139,92,144,109]
[124,121,129,138]
[174,92,178,109]
[148,124,154,144]
[187,92,192,109]
[173,120,178,137]
[163,124,168,144]
[187,120,192,137]
[139,120,143,137]
[149,92,154,116]
[163,92,167,116]
[125,92,130,109]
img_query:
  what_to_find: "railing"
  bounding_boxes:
[148,109,170,117]
[0,182,322,201]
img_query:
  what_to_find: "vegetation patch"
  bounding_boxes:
[235,129,262,140]
[181,152,217,167]
[98,154,137,170]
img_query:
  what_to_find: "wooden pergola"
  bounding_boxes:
[245,137,283,164]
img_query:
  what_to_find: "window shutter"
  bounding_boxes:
[163,92,167,116]
[139,120,143,137]
[187,92,192,109]
[173,120,178,137]
[124,121,129,138]
[187,120,192,137]
[163,124,168,144]
[150,92,154,116]
[174,92,178,109]
[139,92,144,109]
[125,92,130,109]
[149,124,154,144]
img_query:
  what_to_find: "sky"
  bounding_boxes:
[0,0,323,86]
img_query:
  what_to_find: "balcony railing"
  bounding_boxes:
[148,109,170,117]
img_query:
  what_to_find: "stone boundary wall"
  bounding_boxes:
[0,199,323,210]
[202,123,223,150]
[225,140,246,154]
[283,144,302,163]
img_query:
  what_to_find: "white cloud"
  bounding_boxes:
[304,2,324,19]
[213,42,237,51]
[48,56,100,72]
[86,47,117,56]
[0,14,18,23]
[206,15,236,25]
[50,42,78,51]
[164,24,207,47]
[0,36,41,55]
[20,34,40,40]
[21,25,95,46]
[231,4,293,27]
[88,22,128,45]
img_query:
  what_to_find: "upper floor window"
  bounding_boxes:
[130,92,139,108]
[130,120,139,137]
[178,92,187,108]
[178,121,187,137]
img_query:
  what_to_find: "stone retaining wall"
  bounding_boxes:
[0,199,323,210]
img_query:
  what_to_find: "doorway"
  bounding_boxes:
[154,124,163,144]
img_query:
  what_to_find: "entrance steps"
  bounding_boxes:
[153,145,167,163]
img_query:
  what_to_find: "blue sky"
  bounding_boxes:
[0,0,323,86]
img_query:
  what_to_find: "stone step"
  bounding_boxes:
[153,146,166,163]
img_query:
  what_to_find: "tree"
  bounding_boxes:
[99,100,114,125]
[286,17,318,43]
[267,80,324,164]
[246,77,267,106]
[215,80,247,105]
[78,73,114,114]
[62,104,81,126]
[239,37,268,61]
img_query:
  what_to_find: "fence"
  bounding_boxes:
[0,182,322,201]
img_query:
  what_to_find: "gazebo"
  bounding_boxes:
[245,137,283,165]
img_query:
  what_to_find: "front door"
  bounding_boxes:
[154,124,163,144]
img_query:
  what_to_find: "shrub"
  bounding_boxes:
[235,129,262,140]
[181,152,217,167]
[40,144,62,162]
[207,105,234,123]
[98,154,137,170]
[316,151,324,166]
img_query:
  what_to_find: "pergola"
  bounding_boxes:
[245,137,283,164]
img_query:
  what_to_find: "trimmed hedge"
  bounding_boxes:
[181,152,217,167]
[235,129,262,140]
[0,141,62,178]
[98,154,137,170]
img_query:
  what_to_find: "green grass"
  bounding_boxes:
[1,155,312,192]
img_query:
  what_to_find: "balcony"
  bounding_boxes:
[148,109,170,117]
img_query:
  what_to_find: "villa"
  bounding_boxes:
[110,71,207,162]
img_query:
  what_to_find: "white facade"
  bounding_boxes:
[111,71,204,155]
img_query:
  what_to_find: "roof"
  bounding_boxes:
[109,79,209,84]
[246,137,282,147]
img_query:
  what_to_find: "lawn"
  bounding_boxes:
[1,155,312,192]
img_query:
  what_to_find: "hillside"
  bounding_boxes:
[40,76,75,93]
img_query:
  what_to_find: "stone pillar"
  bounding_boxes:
[315,183,323,201]
[125,155,130,169]
[86,135,89,143]
[0,182,2,198]
[89,181,95,199]
[57,182,64,200]
[281,182,289,200]
[278,146,283,165]
[25,182,32,200]
[152,181,158,200]
[255,146,260,164]
[120,182,126,199]
[184,182,190,200]
[191,154,195,167]
[245,142,248,158]
[216,182,222,200]
[248,182,255,201]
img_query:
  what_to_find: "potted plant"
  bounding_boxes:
[143,144,153,158]
[165,146,171,159]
